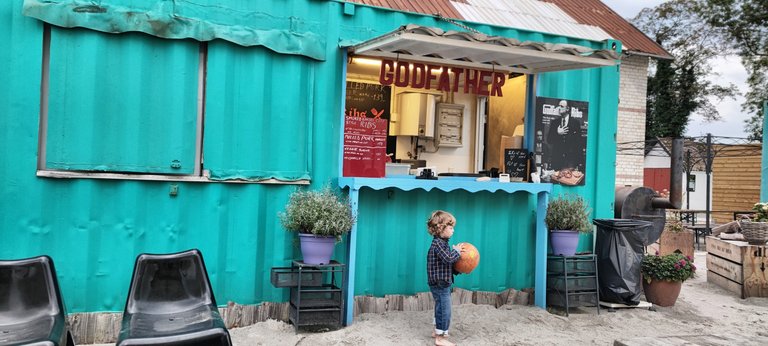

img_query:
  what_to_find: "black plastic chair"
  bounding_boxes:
[117,249,232,346]
[0,255,75,346]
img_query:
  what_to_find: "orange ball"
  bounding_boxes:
[453,242,480,274]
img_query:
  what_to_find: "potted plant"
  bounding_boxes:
[658,217,693,259]
[640,251,696,306]
[279,185,356,265]
[545,195,592,256]
[741,202,768,244]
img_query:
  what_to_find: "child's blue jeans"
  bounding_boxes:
[430,283,452,334]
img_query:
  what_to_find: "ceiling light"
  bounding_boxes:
[351,57,382,66]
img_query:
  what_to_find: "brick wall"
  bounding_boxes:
[615,55,649,187]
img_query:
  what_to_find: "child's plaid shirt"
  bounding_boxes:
[427,237,460,286]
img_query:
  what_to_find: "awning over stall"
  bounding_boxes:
[348,24,619,74]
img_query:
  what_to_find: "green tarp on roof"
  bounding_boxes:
[22,0,327,60]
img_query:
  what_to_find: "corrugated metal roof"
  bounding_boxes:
[347,0,463,18]
[452,0,611,42]
[348,0,611,43]
[540,0,671,58]
[347,0,670,58]
[349,24,619,74]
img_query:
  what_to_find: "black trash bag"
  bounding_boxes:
[593,218,653,306]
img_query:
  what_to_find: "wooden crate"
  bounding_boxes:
[659,230,694,261]
[706,236,768,298]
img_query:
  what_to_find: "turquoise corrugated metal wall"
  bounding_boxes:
[1,0,619,312]
[538,64,621,253]
[353,189,538,295]
[1,1,340,312]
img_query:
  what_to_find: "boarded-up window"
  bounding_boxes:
[45,28,199,174]
[202,42,313,181]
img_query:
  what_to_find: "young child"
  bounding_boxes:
[426,210,462,346]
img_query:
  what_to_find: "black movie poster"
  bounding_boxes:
[534,97,588,186]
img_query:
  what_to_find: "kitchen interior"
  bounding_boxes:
[346,56,529,178]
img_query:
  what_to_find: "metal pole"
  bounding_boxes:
[761,100,768,201]
[686,150,691,210]
[705,133,713,235]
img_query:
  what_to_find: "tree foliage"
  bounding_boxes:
[646,59,689,137]
[700,0,768,140]
[634,0,738,139]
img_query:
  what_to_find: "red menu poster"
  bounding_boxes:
[343,116,388,177]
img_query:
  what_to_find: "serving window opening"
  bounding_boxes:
[343,56,529,179]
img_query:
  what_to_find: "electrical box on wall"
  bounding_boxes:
[435,103,464,147]
[394,92,436,137]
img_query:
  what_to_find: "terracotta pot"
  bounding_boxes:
[642,279,682,307]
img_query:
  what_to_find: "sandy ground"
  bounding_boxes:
[87,251,768,345]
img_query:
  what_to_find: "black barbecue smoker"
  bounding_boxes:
[596,138,683,305]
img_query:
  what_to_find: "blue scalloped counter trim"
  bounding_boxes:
[337,176,552,194]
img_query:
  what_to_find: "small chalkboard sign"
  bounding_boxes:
[345,81,390,119]
[504,149,529,181]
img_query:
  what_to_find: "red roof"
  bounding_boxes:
[346,0,671,59]
[541,0,671,58]
[347,0,462,19]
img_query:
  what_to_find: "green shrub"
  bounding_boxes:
[545,195,592,233]
[752,202,768,222]
[279,185,356,240]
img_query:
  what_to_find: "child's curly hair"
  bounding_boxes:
[427,210,456,237]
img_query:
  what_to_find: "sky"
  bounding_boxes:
[601,0,751,139]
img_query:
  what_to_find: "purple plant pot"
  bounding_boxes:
[298,233,336,265]
[550,230,580,256]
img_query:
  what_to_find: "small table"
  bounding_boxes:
[677,210,701,225]
[684,224,720,250]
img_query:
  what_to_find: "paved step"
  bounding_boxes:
[615,334,754,346]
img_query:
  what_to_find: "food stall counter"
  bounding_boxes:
[336,176,552,324]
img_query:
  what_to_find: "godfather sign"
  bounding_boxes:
[378,59,506,96]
